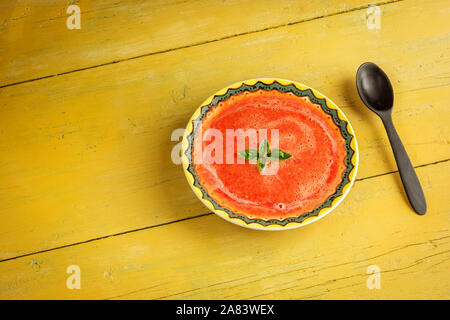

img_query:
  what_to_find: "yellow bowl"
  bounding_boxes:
[182,78,359,230]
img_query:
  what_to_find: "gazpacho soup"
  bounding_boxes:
[183,80,357,228]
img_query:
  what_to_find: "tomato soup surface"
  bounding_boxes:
[193,89,347,220]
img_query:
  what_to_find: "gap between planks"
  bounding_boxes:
[0,157,448,265]
[0,0,404,89]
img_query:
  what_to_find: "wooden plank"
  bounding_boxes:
[0,0,449,259]
[0,161,448,299]
[0,0,379,86]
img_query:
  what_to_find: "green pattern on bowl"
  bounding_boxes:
[183,79,358,229]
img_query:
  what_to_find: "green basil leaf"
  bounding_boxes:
[257,157,266,172]
[258,140,269,157]
[237,149,258,160]
[268,149,292,161]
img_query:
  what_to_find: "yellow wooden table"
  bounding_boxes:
[0,0,449,299]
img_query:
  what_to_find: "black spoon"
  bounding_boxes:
[356,62,427,215]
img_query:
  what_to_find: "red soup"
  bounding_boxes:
[193,89,347,220]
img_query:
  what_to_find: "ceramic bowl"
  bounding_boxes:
[181,78,358,230]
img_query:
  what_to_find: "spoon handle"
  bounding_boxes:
[381,115,427,215]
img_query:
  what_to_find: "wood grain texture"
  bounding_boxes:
[0,161,448,299]
[0,0,379,86]
[0,0,449,299]
[1,0,449,260]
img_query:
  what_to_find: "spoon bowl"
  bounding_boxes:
[356,62,394,114]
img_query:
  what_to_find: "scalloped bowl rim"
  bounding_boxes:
[181,78,359,231]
